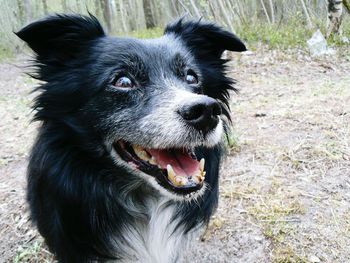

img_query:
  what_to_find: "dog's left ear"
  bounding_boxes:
[15,14,105,62]
[165,19,246,60]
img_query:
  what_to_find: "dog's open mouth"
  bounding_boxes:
[113,140,205,195]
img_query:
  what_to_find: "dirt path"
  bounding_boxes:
[1,50,349,262]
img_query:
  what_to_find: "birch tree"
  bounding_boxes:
[42,0,48,15]
[61,0,68,12]
[260,0,271,23]
[299,0,313,28]
[23,0,32,24]
[326,0,343,37]
[268,0,275,23]
[101,0,112,33]
[342,0,350,13]
[143,0,156,28]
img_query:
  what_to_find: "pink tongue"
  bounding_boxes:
[148,149,199,177]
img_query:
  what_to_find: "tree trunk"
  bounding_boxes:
[189,0,201,18]
[299,0,313,29]
[17,0,25,24]
[268,0,275,23]
[343,0,350,13]
[42,0,49,15]
[102,0,112,33]
[95,0,102,19]
[118,0,128,32]
[143,0,156,28]
[327,0,343,38]
[216,0,234,32]
[62,0,68,12]
[23,0,31,24]
[178,0,191,15]
[260,0,271,24]
[170,0,181,17]
[75,0,82,12]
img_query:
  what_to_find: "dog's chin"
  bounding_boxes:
[109,131,222,201]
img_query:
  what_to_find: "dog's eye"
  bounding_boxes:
[113,76,134,88]
[185,71,198,85]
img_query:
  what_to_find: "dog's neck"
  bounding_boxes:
[116,196,195,263]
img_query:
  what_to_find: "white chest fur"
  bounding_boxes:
[116,199,198,263]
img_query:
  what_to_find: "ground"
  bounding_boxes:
[0,48,349,263]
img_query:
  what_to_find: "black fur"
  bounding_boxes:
[16,14,246,263]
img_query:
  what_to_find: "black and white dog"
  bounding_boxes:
[16,14,246,263]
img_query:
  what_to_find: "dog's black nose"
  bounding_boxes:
[178,97,222,134]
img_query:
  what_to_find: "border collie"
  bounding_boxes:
[16,14,246,263]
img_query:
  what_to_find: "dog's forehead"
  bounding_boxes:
[103,34,191,64]
[142,34,188,54]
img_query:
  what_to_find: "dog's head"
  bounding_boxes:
[17,14,246,199]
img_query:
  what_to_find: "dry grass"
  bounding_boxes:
[13,241,54,263]
[212,47,350,262]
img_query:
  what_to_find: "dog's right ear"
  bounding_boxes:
[164,19,246,61]
[15,14,105,62]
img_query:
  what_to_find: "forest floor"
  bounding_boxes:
[0,48,349,263]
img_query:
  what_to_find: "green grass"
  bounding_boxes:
[120,16,350,49]
[124,27,163,39]
[236,16,350,50]
[236,17,314,49]
[224,129,241,154]
[327,15,350,47]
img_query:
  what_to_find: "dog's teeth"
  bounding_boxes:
[167,164,176,180]
[132,145,150,161]
[193,175,202,183]
[167,165,189,186]
[200,171,206,181]
[175,176,188,186]
[149,156,157,165]
[199,158,205,172]
[193,170,206,183]
[175,176,182,183]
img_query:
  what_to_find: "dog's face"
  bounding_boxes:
[17,15,246,199]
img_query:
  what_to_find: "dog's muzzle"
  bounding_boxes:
[113,141,206,196]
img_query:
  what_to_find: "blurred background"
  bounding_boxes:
[0,1,349,263]
[0,0,349,58]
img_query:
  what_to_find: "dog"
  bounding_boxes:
[16,14,246,263]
